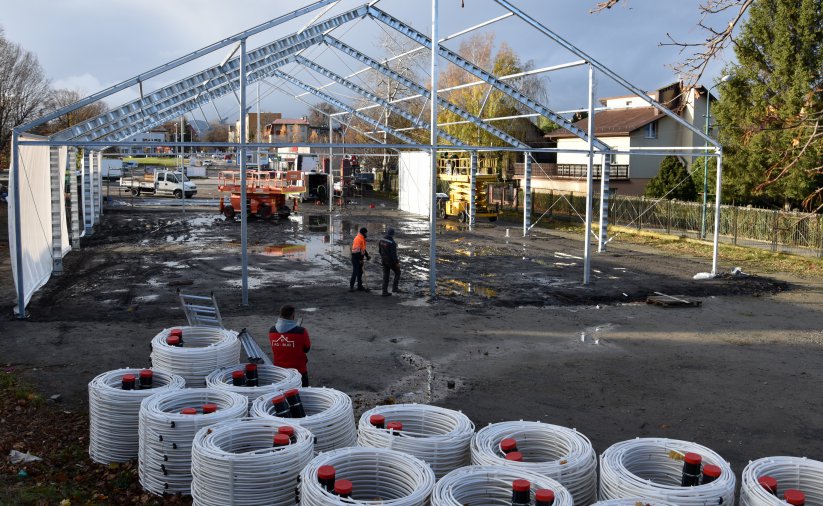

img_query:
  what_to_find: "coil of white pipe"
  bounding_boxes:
[250,387,357,453]
[150,327,241,387]
[300,446,436,505]
[599,438,735,506]
[591,499,678,506]
[190,417,315,506]
[206,364,301,403]
[432,464,574,506]
[357,403,475,479]
[741,456,823,506]
[88,367,185,464]
[138,388,248,495]
[471,420,598,505]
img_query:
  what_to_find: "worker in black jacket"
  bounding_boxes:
[379,227,401,296]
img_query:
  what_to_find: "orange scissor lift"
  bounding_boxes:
[218,169,305,220]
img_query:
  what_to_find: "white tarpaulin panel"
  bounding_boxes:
[398,151,432,217]
[7,134,56,313]
[58,147,71,256]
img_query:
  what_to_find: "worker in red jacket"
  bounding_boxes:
[269,305,311,387]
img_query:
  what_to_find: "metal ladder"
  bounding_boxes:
[178,291,271,364]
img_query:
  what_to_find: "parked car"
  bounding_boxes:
[352,172,375,190]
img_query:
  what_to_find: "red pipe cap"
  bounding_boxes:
[684,452,702,465]
[318,465,336,480]
[166,335,181,346]
[231,370,245,379]
[386,421,403,431]
[369,414,386,426]
[169,329,183,337]
[139,369,153,379]
[334,479,353,495]
[202,403,217,414]
[703,464,722,478]
[512,479,531,492]
[758,475,778,493]
[536,489,555,502]
[500,437,518,452]
[180,407,197,415]
[505,451,524,462]
[284,388,299,398]
[273,434,291,446]
[271,395,286,404]
[278,426,295,437]
[784,489,806,506]
[245,363,258,372]
[122,374,137,382]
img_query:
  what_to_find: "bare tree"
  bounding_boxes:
[0,27,51,165]
[42,89,109,135]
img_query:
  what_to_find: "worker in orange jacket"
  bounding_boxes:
[350,227,371,292]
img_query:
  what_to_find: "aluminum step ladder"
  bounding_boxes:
[178,291,271,365]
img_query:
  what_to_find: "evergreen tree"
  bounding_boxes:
[713,0,823,210]
[644,156,698,200]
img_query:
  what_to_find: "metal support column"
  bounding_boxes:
[598,157,610,252]
[50,147,63,274]
[240,38,249,306]
[69,149,80,248]
[428,0,439,297]
[583,64,595,285]
[469,151,477,230]
[12,130,25,318]
[711,149,723,276]
[522,152,531,237]
[329,115,334,212]
[82,150,92,234]
[92,151,101,224]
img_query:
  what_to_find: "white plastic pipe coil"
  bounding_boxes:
[150,326,241,387]
[432,464,574,506]
[740,456,823,506]
[206,363,301,403]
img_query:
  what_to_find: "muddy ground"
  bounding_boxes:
[1,192,822,481]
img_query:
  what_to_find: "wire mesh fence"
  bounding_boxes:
[488,184,823,257]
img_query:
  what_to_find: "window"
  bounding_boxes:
[645,120,658,139]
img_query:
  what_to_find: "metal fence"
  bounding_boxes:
[488,185,823,257]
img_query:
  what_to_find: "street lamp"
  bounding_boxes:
[701,74,732,239]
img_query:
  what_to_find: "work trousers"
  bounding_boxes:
[382,262,400,293]
[350,252,364,289]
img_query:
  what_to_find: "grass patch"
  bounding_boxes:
[123,156,181,167]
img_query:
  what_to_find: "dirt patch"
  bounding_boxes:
[1,196,822,502]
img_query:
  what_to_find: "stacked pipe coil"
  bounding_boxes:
[300,447,436,505]
[206,364,302,402]
[190,418,314,506]
[88,367,185,463]
[599,438,736,506]
[741,456,823,506]
[138,388,248,495]
[471,420,598,505]
[150,326,241,387]
[591,499,678,506]
[251,387,357,453]
[357,403,475,478]
[432,464,574,506]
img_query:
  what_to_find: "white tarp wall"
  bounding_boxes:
[7,134,70,313]
[94,151,103,223]
[398,151,432,217]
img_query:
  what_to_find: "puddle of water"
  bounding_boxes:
[578,323,617,346]
[162,261,187,268]
[439,279,497,298]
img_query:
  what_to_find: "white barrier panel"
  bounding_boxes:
[398,150,432,217]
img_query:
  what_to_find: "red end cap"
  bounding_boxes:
[122,374,137,382]
[703,464,722,478]
[370,414,386,426]
[284,389,299,398]
[500,438,518,452]
[278,426,295,437]
[318,465,336,480]
[505,451,523,462]
[536,489,555,502]
[271,395,286,404]
[334,479,353,495]
[166,335,181,346]
[512,479,531,492]
[139,369,153,379]
[684,452,702,465]
[245,363,258,372]
[758,475,778,493]
[273,434,291,446]
[169,329,183,337]
[232,370,245,379]
[386,421,403,431]
[784,490,806,506]
[181,407,197,415]
[202,403,217,414]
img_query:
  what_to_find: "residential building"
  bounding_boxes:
[118,130,166,155]
[228,112,283,143]
[264,117,335,144]
[516,82,712,196]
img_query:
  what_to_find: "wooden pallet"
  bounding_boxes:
[646,292,702,308]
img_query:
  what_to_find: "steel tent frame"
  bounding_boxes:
[9,0,724,318]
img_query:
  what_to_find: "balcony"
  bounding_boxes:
[513,163,629,180]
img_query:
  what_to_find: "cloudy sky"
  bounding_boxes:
[2,0,737,124]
